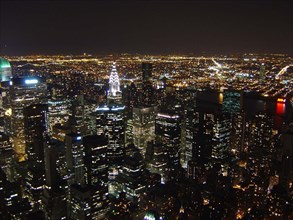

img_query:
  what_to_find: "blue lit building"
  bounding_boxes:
[0,57,12,82]
[222,90,243,114]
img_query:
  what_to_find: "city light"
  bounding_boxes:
[25,79,38,84]
[277,98,286,103]
[0,54,291,219]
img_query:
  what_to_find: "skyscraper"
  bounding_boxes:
[83,135,108,185]
[65,133,85,185]
[1,76,47,161]
[67,184,101,220]
[280,129,293,190]
[142,63,152,81]
[259,63,266,81]
[222,90,243,114]
[83,135,109,218]
[222,90,245,155]
[41,138,67,220]
[107,62,122,104]
[133,106,157,158]
[155,111,181,167]
[96,104,125,165]
[0,132,12,165]
[191,110,231,163]
[0,57,12,82]
[44,139,59,192]
[147,142,169,184]
[185,107,199,165]
[211,112,231,160]
[24,104,48,163]
[47,99,71,135]
[110,156,146,202]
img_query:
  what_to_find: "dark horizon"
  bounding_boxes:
[1,0,292,56]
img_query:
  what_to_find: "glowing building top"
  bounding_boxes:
[108,62,121,97]
[0,57,12,82]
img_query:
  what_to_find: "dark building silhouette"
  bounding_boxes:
[142,63,153,81]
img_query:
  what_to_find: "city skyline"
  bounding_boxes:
[0,0,292,56]
[0,0,292,219]
[0,53,292,219]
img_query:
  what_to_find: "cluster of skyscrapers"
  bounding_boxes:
[0,57,292,219]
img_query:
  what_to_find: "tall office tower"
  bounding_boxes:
[96,105,125,165]
[0,175,32,219]
[185,108,199,166]
[193,110,231,162]
[107,62,122,104]
[125,118,133,146]
[192,111,214,162]
[109,156,146,202]
[41,139,67,220]
[44,139,59,192]
[67,184,101,220]
[24,105,47,211]
[1,76,47,161]
[24,104,48,163]
[0,57,12,82]
[147,142,169,183]
[72,95,96,136]
[0,132,12,165]
[47,99,71,134]
[141,63,155,106]
[124,82,139,112]
[142,63,152,81]
[0,58,12,133]
[253,111,273,149]
[250,112,274,177]
[83,102,97,135]
[259,63,266,81]
[141,81,155,106]
[133,106,157,158]
[68,95,89,135]
[25,164,45,211]
[279,129,293,190]
[41,190,67,220]
[83,135,109,218]
[222,90,245,155]
[65,133,85,185]
[187,160,207,184]
[248,112,274,208]
[211,112,231,160]
[230,112,246,155]
[83,135,108,185]
[155,111,181,167]
[182,88,197,107]
[222,90,243,114]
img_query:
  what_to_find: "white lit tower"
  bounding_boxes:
[107,62,122,104]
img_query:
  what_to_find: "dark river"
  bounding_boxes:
[196,91,291,130]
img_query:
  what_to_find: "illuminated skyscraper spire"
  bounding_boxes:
[108,62,120,97]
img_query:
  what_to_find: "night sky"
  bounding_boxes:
[0,0,292,55]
